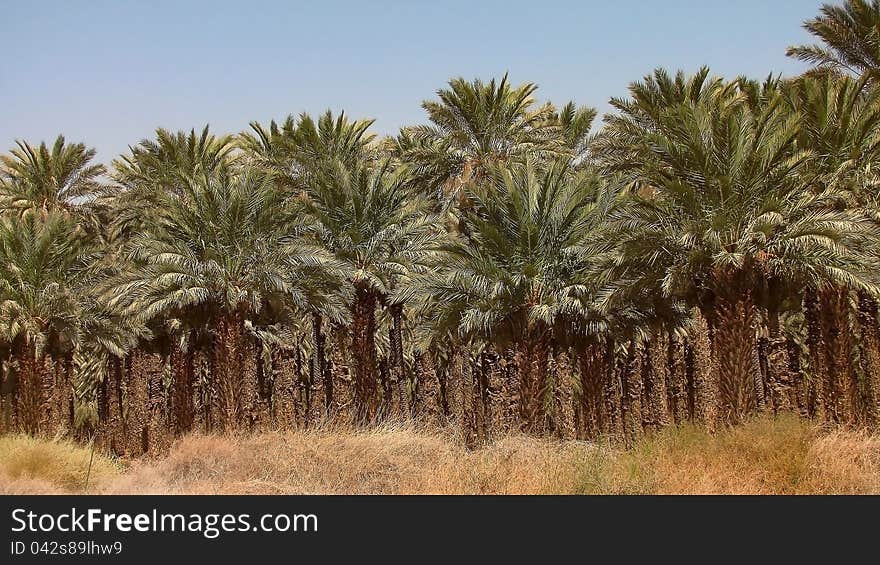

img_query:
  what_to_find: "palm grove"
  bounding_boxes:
[2,1,880,455]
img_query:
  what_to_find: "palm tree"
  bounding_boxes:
[303,158,444,422]
[787,0,880,81]
[0,211,89,435]
[595,68,880,423]
[113,125,235,189]
[785,73,880,422]
[0,135,105,214]
[106,167,344,431]
[241,111,376,186]
[396,75,560,206]
[424,160,613,434]
[107,126,236,239]
[241,110,377,414]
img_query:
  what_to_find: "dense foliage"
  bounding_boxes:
[2,1,880,454]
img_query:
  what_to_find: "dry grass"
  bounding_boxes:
[1,417,877,494]
[576,417,880,494]
[0,435,121,494]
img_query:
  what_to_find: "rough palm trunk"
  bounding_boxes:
[145,354,169,454]
[577,344,605,440]
[329,325,352,424]
[691,309,719,430]
[193,350,211,433]
[516,329,551,434]
[388,304,407,417]
[102,356,126,455]
[712,293,759,424]
[311,313,333,417]
[482,347,505,437]
[668,333,689,424]
[644,329,671,430]
[271,347,297,428]
[621,341,644,445]
[766,309,795,413]
[496,348,517,433]
[124,351,150,456]
[857,290,880,426]
[819,287,858,423]
[0,366,6,435]
[255,348,272,427]
[450,346,476,447]
[804,290,826,421]
[412,350,441,424]
[552,350,576,439]
[239,338,260,430]
[603,341,624,441]
[47,354,73,436]
[13,341,45,436]
[170,344,195,435]
[351,283,379,424]
[211,311,246,432]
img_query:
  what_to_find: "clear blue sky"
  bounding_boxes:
[1,0,821,166]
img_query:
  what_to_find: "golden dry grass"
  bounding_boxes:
[1,417,877,494]
[0,435,121,494]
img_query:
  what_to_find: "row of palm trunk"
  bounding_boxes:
[2,287,880,454]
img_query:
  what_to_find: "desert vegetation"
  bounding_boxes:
[2,1,880,461]
[1,418,877,494]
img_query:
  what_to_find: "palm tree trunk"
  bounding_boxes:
[819,286,858,423]
[712,292,759,424]
[102,356,125,455]
[804,289,826,421]
[578,344,605,440]
[668,332,689,424]
[351,283,379,424]
[766,308,794,413]
[857,290,880,427]
[124,350,149,456]
[0,365,7,435]
[552,349,576,439]
[13,341,43,436]
[515,328,551,434]
[239,336,260,430]
[621,341,644,445]
[328,325,353,424]
[211,311,245,432]
[170,343,195,435]
[271,347,297,428]
[482,347,505,438]
[311,313,333,417]
[388,304,407,417]
[603,341,624,441]
[412,350,439,423]
[645,328,671,429]
[46,354,73,436]
[146,354,169,454]
[691,309,719,430]
[451,345,476,447]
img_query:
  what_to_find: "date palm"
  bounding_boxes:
[0,211,89,434]
[397,74,559,205]
[787,0,880,81]
[241,110,378,412]
[425,160,612,432]
[0,136,105,214]
[106,126,236,241]
[106,167,345,430]
[785,72,880,420]
[303,158,445,422]
[241,111,376,187]
[595,68,879,422]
